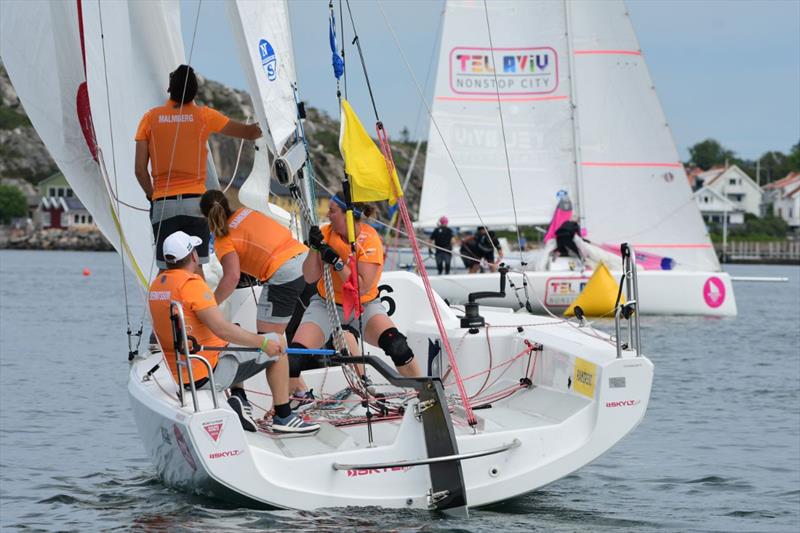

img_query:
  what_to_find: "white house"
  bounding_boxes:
[693,186,745,226]
[763,172,800,229]
[695,165,762,217]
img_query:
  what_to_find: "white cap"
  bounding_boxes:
[163,231,202,263]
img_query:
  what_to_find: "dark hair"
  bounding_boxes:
[165,252,194,269]
[200,190,233,238]
[168,65,198,104]
[331,191,375,220]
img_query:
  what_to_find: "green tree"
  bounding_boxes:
[0,184,27,224]
[785,141,800,172]
[688,139,735,170]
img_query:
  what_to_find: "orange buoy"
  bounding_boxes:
[82,268,91,276]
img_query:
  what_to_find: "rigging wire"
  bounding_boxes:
[344,0,478,427]
[94,1,139,358]
[481,0,525,265]
[133,0,204,340]
[374,0,500,261]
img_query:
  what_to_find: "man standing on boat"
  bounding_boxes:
[148,230,320,434]
[134,64,262,275]
[429,215,454,275]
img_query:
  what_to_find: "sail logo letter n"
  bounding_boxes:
[259,39,277,82]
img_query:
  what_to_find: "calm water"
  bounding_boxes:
[1,250,798,532]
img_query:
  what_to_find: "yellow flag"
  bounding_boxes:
[339,99,403,202]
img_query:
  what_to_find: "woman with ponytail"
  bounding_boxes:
[199,190,308,338]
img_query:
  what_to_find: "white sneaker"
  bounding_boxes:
[227,395,257,432]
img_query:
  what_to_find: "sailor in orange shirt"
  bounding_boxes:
[288,194,422,389]
[199,189,308,336]
[148,230,319,434]
[134,65,262,274]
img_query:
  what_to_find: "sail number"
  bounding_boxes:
[378,285,396,316]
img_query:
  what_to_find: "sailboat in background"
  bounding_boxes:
[2,0,654,512]
[416,0,737,316]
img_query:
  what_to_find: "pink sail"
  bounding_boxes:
[543,191,574,243]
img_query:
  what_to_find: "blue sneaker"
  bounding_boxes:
[290,389,316,412]
[271,413,320,434]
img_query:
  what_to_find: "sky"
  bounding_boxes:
[181,0,800,162]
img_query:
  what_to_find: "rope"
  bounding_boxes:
[223,116,251,193]
[375,0,500,260]
[345,0,478,426]
[95,2,141,357]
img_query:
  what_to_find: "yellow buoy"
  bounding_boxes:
[564,262,623,317]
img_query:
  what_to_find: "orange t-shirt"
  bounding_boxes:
[213,208,308,281]
[135,100,229,200]
[316,223,384,304]
[148,269,226,384]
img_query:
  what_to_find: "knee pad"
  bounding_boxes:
[288,341,324,378]
[378,327,414,367]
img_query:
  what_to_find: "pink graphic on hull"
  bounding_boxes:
[703,276,726,308]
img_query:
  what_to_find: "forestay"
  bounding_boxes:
[569,0,719,271]
[418,0,576,228]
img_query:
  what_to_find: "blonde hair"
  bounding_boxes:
[200,190,232,239]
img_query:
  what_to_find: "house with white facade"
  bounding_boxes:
[695,165,762,217]
[37,172,95,229]
[763,172,800,230]
[693,186,745,226]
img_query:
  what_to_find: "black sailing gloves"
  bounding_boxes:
[308,225,344,271]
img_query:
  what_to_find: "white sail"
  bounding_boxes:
[419,0,719,271]
[569,0,719,271]
[227,0,299,155]
[0,1,150,285]
[79,0,189,283]
[418,0,577,229]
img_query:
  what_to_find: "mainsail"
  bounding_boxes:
[227,0,299,155]
[569,0,719,271]
[418,0,719,271]
[418,0,576,229]
[226,0,300,223]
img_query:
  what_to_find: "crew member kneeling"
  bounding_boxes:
[289,195,421,390]
[148,230,319,434]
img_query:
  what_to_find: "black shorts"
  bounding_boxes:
[151,215,210,268]
[462,253,479,269]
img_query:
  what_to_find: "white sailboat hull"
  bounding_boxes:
[427,270,737,317]
[129,272,653,510]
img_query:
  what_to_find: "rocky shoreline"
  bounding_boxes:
[0,227,114,251]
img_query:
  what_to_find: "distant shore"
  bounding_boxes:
[1,227,797,265]
[0,227,113,252]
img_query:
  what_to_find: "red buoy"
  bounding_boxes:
[82,268,91,276]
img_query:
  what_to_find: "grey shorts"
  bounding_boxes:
[149,196,209,268]
[198,349,277,392]
[299,294,388,341]
[256,253,307,325]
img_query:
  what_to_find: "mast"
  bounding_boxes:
[563,0,586,228]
